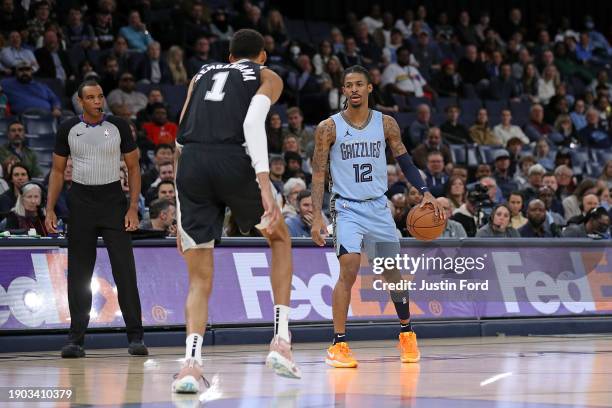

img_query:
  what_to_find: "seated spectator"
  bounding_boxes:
[521,62,540,103]
[136,41,172,85]
[534,138,556,171]
[554,113,578,146]
[412,31,441,81]
[405,104,433,148]
[140,198,176,236]
[554,164,575,200]
[337,37,364,68]
[452,193,481,237]
[144,161,174,204]
[589,70,612,96]
[27,1,54,48]
[391,192,409,236]
[524,104,563,144]
[542,172,565,214]
[521,163,546,204]
[312,40,333,75]
[0,61,61,117]
[187,37,213,78]
[63,6,97,50]
[264,35,290,77]
[284,151,311,183]
[166,46,188,86]
[440,105,471,144]
[266,9,289,47]
[505,137,523,177]
[424,151,448,197]
[99,55,121,94]
[455,11,479,45]
[0,121,41,177]
[433,60,462,97]
[369,67,398,114]
[519,199,557,237]
[181,2,211,47]
[282,177,306,218]
[537,65,559,105]
[436,197,467,238]
[286,54,327,123]
[0,163,30,218]
[156,180,176,205]
[480,176,503,204]
[381,47,432,98]
[457,44,489,97]
[136,88,167,125]
[141,143,174,192]
[493,149,519,199]
[92,9,115,50]
[142,104,177,146]
[103,36,133,74]
[0,31,39,73]
[107,72,148,119]
[34,29,74,83]
[361,4,383,34]
[475,204,520,237]
[562,207,610,238]
[119,10,154,52]
[446,175,466,211]
[282,107,314,156]
[508,191,528,229]
[286,190,316,238]
[599,160,612,189]
[469,109,501,145]
[411,127,451,169]
[382,28,406,65]
[386,164,407,198]
[321,56,345,113]
[4,182,47,235]
[489,63,521,101]
[210,9,234,41]
[578,108,611,148]
[538,186,565,227]
[494,109,530,145]
[575,31,597,66]
[567,193,600,225]
[0,1,26,38]
[562,178,597,221]
[354,22,383,66]
[267,113,284,154]
[330,27,345,55]
[487,50,504,79]
[269,155,285,193]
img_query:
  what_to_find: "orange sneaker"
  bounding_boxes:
[325,342,358,368]
[398,332,420,363]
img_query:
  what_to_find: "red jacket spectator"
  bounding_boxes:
[142,103,178,145]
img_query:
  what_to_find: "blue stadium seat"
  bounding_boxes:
[449,144,466,164]
[478,145,505,164]
[392,94,407,110]
[483,99,508,117]
[393,112,417,130]
[270,104,288,124]
[306,21,332,44]
[285,19,310,43]
[436,96,457,113]
[407,96,432,111]
[25,134,55,149]
[0,116,13,136]
[458,98,482,125]
[32,147,53,164]
[466,145,480,167]
[594,149,612,163]
[431,112,446,126]
[0,134,7,146]
[22,115,56,135]
[585,162,602,177]
[570,149,590,170]
[510,100,530,127]
[159,84,188,121]
[488,114,502,127]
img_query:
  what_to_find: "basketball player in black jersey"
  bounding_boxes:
[171,29,301,393]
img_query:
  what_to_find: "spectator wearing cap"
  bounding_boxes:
[436,197,467,238]
[562,207,610,238]
[452,191,482,238]
[494,109,530,145]
[35,29,74,83]
[139,198,176,236]
[405,104,433,148]
[492,149,519,199]
[411,127,451,170]
[518,199,556,238]
[269,155,286,194]
[424,151,448,197]
[475,204,521,238]
[524,104,563,144]
[119,10,154,52]
[0,121,41,177]
[521,164,546,204]
[142,104,178,146]
[286,190,316,238]
[470,109,501,145]
[538,186,565,227]
[0,31,39,73]
[440,105,471,144]
[0,61,61,117]
[508,192,528,229]
[578,108,611,148]
[107,73,148,119]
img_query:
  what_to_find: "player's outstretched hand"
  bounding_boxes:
[420,192,446,220]
[311,215,327,246]
[260,188,281,234]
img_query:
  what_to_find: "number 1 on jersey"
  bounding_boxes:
[204,71,229,101]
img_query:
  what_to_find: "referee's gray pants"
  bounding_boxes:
[66,181,144,345]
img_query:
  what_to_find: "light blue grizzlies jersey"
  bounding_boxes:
[329,110,387,201]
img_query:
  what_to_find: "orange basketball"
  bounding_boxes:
[406,203,447,241]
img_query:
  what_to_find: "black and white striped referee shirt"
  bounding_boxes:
[54,115,137,185]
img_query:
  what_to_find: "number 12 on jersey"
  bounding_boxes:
[353,163,372,183]
[204,71,229,101]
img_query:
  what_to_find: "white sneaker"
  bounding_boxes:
[266,335,302,379]
[172,358,209,394]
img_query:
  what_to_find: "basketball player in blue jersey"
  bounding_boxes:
[310,65,445,367]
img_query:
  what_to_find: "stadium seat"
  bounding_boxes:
[22,115,56,135]
[159,84,188,121]
[0,116,13,136]
[431,112,446,126]
[270,104,288,124]
[449,144,466,164]
[0,134,7,146]
[585,162,602,177]
[458,98,482,125]
[436,96,457,113]
[407,96,432,111]
[393,112,417,130]
[392,94,407,110]
[32,147,54,164]
[285,19,310,43]
[478,145,505,164]
[306,21,332,44]
[25,134,55,149]
[483,99,508,117]
[594,149,612,163]
[466,145,480,167]
[509,100,531,127]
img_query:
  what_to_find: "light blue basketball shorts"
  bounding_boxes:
[330,194,401,259]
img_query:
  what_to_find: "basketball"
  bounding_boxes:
[406,203,447,241]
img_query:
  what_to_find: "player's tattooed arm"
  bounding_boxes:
[311,118,335,245]
[383,114,407,157]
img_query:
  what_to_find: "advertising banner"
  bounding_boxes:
[1,243,611,330]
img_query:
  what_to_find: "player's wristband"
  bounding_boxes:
[395,152,429,194]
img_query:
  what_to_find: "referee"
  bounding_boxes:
[45,80,148,358]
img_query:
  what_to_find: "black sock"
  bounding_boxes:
[400,322,412,333]
[333,333,346,345]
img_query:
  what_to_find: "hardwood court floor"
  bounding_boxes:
[1,335,611,407]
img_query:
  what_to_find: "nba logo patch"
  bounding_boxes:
[104,129,110,138]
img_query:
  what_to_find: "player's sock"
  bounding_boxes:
[333,333,346,345]
[185,333,203,365]
[400,322,412,333]
[274,305,290,342]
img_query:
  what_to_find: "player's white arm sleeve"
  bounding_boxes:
[243,94,271,174]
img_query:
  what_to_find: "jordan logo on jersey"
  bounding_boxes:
[343,129,352,138]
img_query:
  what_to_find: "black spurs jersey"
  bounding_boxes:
[177,60,263,146]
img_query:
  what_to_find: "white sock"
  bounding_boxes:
[274,305,290,342]
[185,333,203,365]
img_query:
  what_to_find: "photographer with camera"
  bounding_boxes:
[475,203,520,238]
[451,182,494,237]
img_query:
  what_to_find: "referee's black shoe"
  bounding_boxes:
[128,340,149,356]
[61,343,85,358]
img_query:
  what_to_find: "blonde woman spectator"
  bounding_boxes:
[167,46,188,85]
[537,64,560,104]
[446,176,466,211]
[320,56,345,112]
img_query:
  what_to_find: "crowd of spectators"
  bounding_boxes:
[0,1,611,239]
